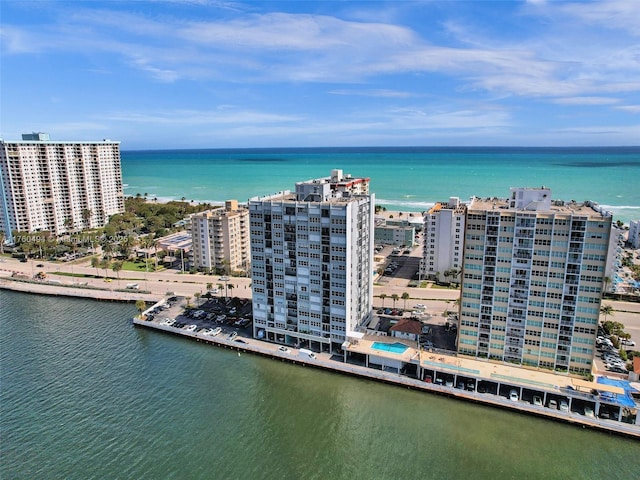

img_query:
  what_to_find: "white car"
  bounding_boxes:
[185,324,197,332]
[210,327,222,336]
[278,346,291,354]
[414,304,426,310]
[227,331,238,341]
[509,390,519,402]
[559,400,569,412]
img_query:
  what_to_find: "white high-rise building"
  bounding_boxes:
[458,187,612,376]
[421,197,466,283]
[249,169,374,353]
[629,220,640,249]
[0,134,124,242]
[190,200,250,274]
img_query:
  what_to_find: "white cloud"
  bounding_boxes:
[552,97,620,106]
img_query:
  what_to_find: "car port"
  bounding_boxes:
[477,380,499,395]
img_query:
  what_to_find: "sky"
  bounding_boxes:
[1,0,640,149]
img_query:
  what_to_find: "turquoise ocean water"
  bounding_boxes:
[1,290,639,480]
[122,147,640,223]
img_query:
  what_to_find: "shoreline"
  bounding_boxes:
[132,314,640,440]
[2,276,637,439]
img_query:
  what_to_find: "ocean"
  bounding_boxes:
[121,146,640,223]
[1,290,639,480]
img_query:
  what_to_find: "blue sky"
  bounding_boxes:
[1,0,639,149]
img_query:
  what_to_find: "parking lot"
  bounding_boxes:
[144,294,254,340]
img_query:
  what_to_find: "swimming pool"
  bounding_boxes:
[371,342,409,354]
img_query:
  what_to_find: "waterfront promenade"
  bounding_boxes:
[132,312,640,439]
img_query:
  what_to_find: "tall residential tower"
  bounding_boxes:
[249,169,374,353]
[458,188,611,375]
[0,133,124,242]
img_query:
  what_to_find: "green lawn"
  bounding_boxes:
[121,261,166,272]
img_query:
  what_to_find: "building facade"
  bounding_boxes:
[190,200,250,274]
[0,134,124,242]
[249,169,374,353]
[458,188,611,376]
[629,220,640,249]
[421,197,466,283]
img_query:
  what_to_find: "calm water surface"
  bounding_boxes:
[1,290,638,479]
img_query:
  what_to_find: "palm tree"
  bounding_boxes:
[111,261,123,285]
[135,299,147,318]
[602,276,611,295]
[63,217,74,233]
[391,294,399,308]
[185,296,191,308]
[217,283,225,297]
[401,292,410,310]
[81,208,92,230]
[0,230,5,254]
[100,258,111,279]
[194,291,202,306]
[227,283,235,298]
[600,304,614,323]
[206,282,213,294]
[380,293,387,307]
[91,256,100,277]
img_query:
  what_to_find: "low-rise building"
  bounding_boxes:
[390,318,422,341]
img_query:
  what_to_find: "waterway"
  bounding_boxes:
[1,290,638,479]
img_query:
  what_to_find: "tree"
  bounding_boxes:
[111,261,123,284]
[82,208,92,229]
[380,293,387,307]
[227,283,235,298]
[391,293,399,308]
[100,258,111,279]
[91,256,101,277]
[206,282,213,293]
[63,217,74,232]
[0,230,5,254]
[135,299,147,317]
[217,283,225,296]
[194,291,202,306]
[185,296,191,307]
[600,304,614,323]
[602,276,611,295]
[401,292,410,310]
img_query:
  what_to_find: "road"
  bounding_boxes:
[1,254,639,345]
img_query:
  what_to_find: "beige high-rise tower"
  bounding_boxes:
[458,187,612,376]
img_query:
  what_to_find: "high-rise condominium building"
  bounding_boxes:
[249,169,374,353]
[190,200,250,274]
[458,187,611,376]
[0,133,124,242]
[421,197,466,283]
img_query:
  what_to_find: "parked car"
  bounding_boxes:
[227,331,238,340]
[278,346,291,354]
[532,396,542,406]
[559,400,569,412]
[509,390,519,402]
[548,399,558,410]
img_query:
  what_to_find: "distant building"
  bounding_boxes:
[458,187,612,376]
[374,224,415,246]
[421,197,466,283]
[190,200,250,274]
[249,169,374,353]
[629,220,640,249]
[605,225,625,293]
[0,133,124,242]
